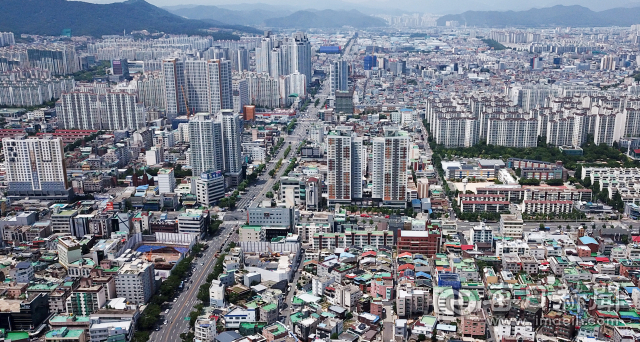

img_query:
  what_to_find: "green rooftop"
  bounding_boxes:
[262,303,278,311]
[45,328,84,339]
[6,331,29,340]
[28,283,58,291]
[50,314,91,323]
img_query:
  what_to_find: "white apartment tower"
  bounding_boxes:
[372,127,410,205]
[232,78,249,113]
[162,58,187,120]
[189,113,224,176]
[100,92,146,130]
[221,110,243,185]
[59,92,101,130]
[327,126,363,204]
[135,72,166,109]
[208,59,234,113]
[184,60,211,114]
[3,136,70,199]
[292,32,312,83]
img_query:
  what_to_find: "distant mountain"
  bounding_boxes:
[0,0,254,37]
[169,5,290,26]
[263,10,387,29]
[436,5,640,27]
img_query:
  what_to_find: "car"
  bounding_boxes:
[360,214,370,218]
[165,309,169,314]
[385,215,390,219]
[155,327,160,331]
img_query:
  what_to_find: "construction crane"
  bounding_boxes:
[180,85,190,119]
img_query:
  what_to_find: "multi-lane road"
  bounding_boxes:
[150,223,238,342]
[224,82,329,222]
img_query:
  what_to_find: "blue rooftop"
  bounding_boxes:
[579,236,598,245]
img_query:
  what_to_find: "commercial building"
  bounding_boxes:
[397,229,441,257]
[499,214,524,238]
[177,209,209,236]
[195,171,225,207]
[58,236,82,269]
[115,261,155,304]
[248,206,296,229]
[3,136,72,201]
[157,168,176,194]
[334,90,354,114]
[239,226,266,242]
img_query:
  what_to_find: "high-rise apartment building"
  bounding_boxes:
[232,78,249,113]
[182,59,233,115]
[99,92,146,131]
[330,60,349,94]
[327,127,363,204]
[209,59,233,113]
[234,47,249,71]
[59,91,145,130]
[0,32,15,47]
[2,136,71,200]
[372,127,409,206]
[292,32,312,83]
[162,58,187,120]
[27,46,78,75]
[184,60,210,113]
[189,113,224,177]
[245,72,280,108]
[255,31,310,84]
[256,34,273,74]
[221,110,243,185]
[135,72,166,109]
[58,92,101,130]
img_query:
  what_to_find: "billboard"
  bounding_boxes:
[200,170,223,180]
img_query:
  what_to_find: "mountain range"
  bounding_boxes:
[437,5,640,27]
[167,6,387,28]
[146,0,640,15]
[0,0,258,37]
[168,5,292,26]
